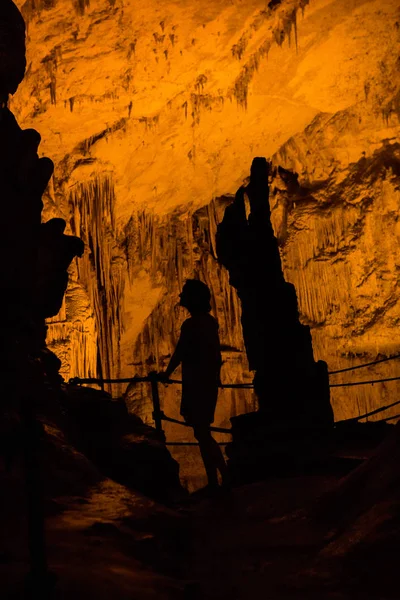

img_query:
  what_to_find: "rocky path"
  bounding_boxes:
[179,476,356,600]
[2,421,398,599]
[1,465,186,599]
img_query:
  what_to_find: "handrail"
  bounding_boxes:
[330,375,400,388]
[69,376,150,385]
[67,373,400,442]
[377,412,400,422]
[328,353,400,375]
[68,376,253,389]
[158,410,232,434]
[335,399,400,425]
[68,350,400,388]
[69,374,400,390]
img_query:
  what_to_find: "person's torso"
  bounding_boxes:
[180,314,221,372]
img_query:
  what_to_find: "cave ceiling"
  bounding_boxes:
[12,0,400,421]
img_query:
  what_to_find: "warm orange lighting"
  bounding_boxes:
[10,0,400,427]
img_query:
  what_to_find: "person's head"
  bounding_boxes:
[250,157,269,184]
[179,279,211,314]
[42,218,66,236]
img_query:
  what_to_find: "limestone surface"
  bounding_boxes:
[12,0,400,424]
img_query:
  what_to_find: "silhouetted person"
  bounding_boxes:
[159,279,228,492]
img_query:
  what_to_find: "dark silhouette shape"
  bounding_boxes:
[216,158,333,427]
[0,3,82,596]
[34,218,84,318]
[0,0,26,104]
[159,279,229,490]
[268,0,282,10]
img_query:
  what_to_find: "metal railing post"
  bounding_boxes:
[149,371,164,437]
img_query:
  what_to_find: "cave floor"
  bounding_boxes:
[0,464,186,599]
[180,475,356,600]
[0,459,388,600]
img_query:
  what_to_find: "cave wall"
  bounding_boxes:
[11,0,400,423]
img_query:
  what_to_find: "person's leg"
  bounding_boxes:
[193,424,228,487]
[193,424,218,487]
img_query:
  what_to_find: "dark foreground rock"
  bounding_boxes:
[62,384,187,504]
[226,415,393,485]
[2,403,399,599]
[292,421,400,599]
[0,407,188,599]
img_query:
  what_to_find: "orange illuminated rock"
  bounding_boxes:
[11,0,400,427]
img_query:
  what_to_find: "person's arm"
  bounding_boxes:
[165,340,183,378]
[159,323,187,380]
[216,323,223,386]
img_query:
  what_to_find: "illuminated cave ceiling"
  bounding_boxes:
[12,0,400,421]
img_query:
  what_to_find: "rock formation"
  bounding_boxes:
[217,157,333,426]
[0,3,185,595]
[10,0,400,429]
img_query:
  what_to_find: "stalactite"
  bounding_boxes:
[250,9,269,32]
[228,52,264,109]
[21,0,57,23]
[78,117,127,155]
[22,0,93,22]
[153,32,165,44]
[126,198,249,425]
[138,115,159,131]
[42,47,61,106]
[293,10,298,51]
[75,0,90,16]
[69,174,125,389]
[228,0,307,108]
[282,204,363,326]
[127,40,137,59]
[300,0,310,17]
[194,74,208,93]
[46,317,97,381]
[190,93,224,125]
[231,35,248,60]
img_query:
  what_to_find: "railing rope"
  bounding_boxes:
[335,398,400,425]
[160,411,232,434]
[68,376,252,389]
[328,353,400,375]
[378,412,400,422]
[67,362,400,444]
[69,374,400,390]
[330,375,400,388]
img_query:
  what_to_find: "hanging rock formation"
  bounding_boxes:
[10,0,400,427]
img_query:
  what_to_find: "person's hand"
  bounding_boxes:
[156,371,170,383]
